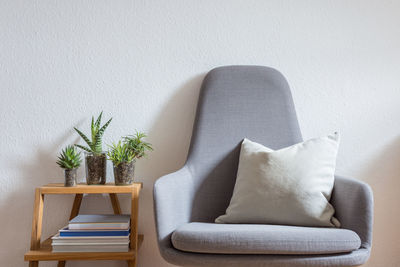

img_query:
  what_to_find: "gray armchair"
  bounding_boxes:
[154,66,373,267]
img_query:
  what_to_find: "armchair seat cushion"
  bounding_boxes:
[172,223,361,255]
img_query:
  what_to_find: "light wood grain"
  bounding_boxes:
[109,193,121,214]
[30,189,44,250]
[41,183,142,194]
[29,189,44,267]
[130,187,140,267]
[29,260,39,267]
[69,194,83,220]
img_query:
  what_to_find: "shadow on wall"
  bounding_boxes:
[359,136,400,267]
[0,127,83,266]
[2,73,204,267]
[135,74,205,267]
[62,74,205,267]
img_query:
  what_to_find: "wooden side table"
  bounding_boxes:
[24,183,143,267]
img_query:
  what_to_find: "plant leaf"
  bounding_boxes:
[74,144,92,153]
[74,127,92,148]
[95,111,103,129]
[57,145,82,169]
[98,118,112,138]
[93,117,112,152]
[91,116,96,142]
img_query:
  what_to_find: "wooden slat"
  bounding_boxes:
[29,189,44,267]
[40,183,142,194]
[69,194,83,219]
[24,236,143,261]
[30,189,44,250]
[109,193,121,214]
[29,261,39,267]
[129,187,140,267]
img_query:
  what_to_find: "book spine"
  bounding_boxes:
[60,231,129,237]
[68,223,129,230]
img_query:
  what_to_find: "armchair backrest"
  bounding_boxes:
[186,66,303,222]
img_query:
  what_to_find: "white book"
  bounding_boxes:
[69,214,130,230]
[52,243,129,253]
[51,233,130,244]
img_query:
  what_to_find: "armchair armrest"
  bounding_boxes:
[331,175,374,249]
[153,166,194,254]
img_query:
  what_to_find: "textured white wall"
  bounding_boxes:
[1,1,399,266]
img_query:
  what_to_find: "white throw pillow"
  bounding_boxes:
[215,133,341,227]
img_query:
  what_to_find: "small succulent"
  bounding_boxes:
[57,145,82,169]
[123,131,153,159]
[107,141,135,166]
[74,111,112,155]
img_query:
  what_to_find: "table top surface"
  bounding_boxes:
[38,182,142,194]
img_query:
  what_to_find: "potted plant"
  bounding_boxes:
[74,111,112,185]
[107,131,153,185]
[123,131,153,159]
[107,141,136,185]
[56,145,82,187]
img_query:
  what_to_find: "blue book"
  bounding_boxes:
[59,227,130,237]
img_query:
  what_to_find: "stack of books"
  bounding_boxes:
[51,214,131,252]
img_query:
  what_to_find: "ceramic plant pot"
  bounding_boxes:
[113,160,135,185]
[64,168,77,187]
[85,152,107,185]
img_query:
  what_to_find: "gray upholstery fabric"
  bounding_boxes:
[331,175,374,249]
[172,223,361,255]
[159,248,371,267]
[153,66,374,266]
[187,65,302,223]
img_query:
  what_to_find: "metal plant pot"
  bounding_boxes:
[113,160,135,185]
[64,168,77,187]
[85,152,107,185]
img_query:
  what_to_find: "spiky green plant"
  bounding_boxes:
[74,111,112,155]
[57,145,82,169]
[123,131,153,159]
[107,141,135,166]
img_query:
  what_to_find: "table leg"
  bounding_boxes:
[109,193,121,214]
[69,193,83,220]
[127,259,136,267]
[29,188,44,267]
[130,188,139,267]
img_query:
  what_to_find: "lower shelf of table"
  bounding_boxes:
[24,234,144,261]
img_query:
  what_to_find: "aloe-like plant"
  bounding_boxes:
[123,131,153,158]
[74,111,112,155]
[107,141,135,166]
[56,145,82,169]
